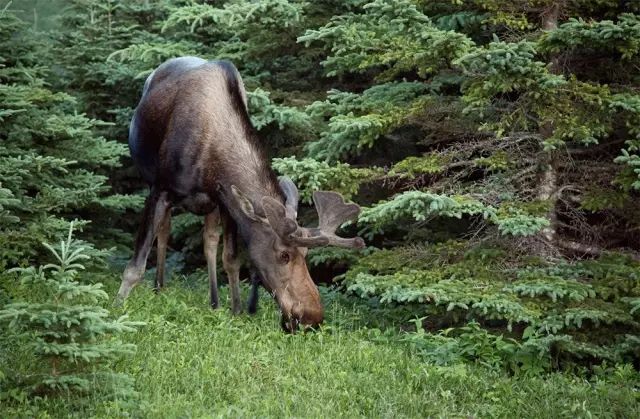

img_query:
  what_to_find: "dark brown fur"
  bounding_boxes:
[117,57,325,329]
[129,58,282,217]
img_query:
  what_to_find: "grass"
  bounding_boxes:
[3,274,640,418]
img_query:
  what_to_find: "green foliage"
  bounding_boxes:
[389,153,450,177]
[493,209,550,237]
[304,82,430,162]
[0,9,140,266]
[0,224,142,398]
[580,188,629,211]
[473,150,510,171]
[358,191,488,235]
[245,88,312,138]
[405,321,546,373]
[342,243,640,369]
[272,156,380,202]
[506,276,595,303]
[4,280,640,417]
[623,297,640,315]
[107,40,206,79]
[293,0,640,256]
[306,110,406,162]
[456,38,566,126]
[306,246,374,268]
[539,14,640,59]
[358,191,548,237]
[299,0,473,80]
[163,0,306,35]
[53,0,175,125]
[615,147,640,190]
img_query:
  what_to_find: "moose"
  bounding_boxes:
[116,57,364,331]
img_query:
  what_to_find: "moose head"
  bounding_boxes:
[230,178,364,331]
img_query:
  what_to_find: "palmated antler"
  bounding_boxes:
[297,191,364,248]
[262,191,365,249]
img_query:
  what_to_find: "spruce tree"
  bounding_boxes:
[0,223,142,397]
[0,8,140,266]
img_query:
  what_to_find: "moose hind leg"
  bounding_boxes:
[222,211,242,314]
[204,208,221,309]
[117,190,171,300]
[155,207,172,292]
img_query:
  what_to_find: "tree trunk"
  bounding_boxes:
[536,3,561,257]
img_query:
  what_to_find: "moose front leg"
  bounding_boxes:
[203,208,221,309]
[117,190,171,300]
[247,270,261,315]
[222,211,242,314]
[155,208,172,292]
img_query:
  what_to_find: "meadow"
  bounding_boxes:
[4,277,638,418]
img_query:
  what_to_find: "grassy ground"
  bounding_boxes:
[3,275,640,418]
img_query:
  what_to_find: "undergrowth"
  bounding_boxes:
[2,275,639,418]
[334,242,640,373]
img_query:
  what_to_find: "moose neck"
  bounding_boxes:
[215,132,284,244]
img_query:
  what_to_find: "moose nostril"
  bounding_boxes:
[302,309,324,328]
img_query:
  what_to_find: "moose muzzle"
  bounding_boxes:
[275,280,324,333]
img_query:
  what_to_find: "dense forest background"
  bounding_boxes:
[1,0,640,416]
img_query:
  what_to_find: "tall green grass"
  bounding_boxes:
[3,275,639,418]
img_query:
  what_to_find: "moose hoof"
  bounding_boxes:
[113,296,125,307]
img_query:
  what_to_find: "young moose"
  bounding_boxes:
[117,57,364,331]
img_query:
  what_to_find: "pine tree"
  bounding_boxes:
[0,223,142,397]
[0,8,141,266]
[276,0,640,366]
[292,0,640,256]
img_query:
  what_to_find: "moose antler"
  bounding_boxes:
[278,176,299,219]
[262,191,364,249]
[299,191,364,248]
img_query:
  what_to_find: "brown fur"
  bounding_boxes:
[117,57,325,330]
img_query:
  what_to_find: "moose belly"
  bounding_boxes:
[177,192,217,215]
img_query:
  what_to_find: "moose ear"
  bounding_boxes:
[231,185,266,223]
[262,196,298,239]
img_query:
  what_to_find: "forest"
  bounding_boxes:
[1,0,639,417]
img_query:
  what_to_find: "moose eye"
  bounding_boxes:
[279,251,291,264]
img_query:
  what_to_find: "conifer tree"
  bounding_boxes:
[0,223,142,397]
[294,0,640,256]
[0,9,140,266]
